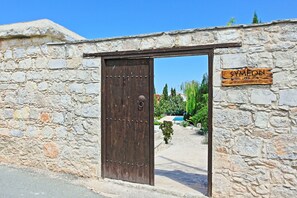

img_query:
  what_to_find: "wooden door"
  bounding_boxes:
[102,58,154,185]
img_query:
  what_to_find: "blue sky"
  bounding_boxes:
[1,0,296,93]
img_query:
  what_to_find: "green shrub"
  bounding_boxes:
[159,121,174,144]
[189,105,208,130]
[181,121,189,127]
[197,129,205,135]
[154,120,162,125]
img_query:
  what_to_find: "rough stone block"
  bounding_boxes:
[251,89,276,105]
[213,109,252,128]
[254,112,269,128]
[217,29,241,43]
[213,127,232,146]
[66,58,82,69]
[13,48,26,59]
[175,34,192,46]
[48,59,66,69]
[221,54,247,69]
[273,51,294,68]
[226,89,248,103]
[77,71,91,81]
[51,95,73,109]
[273,71,291,86]
[122,39,141,50]
[85,83,99,94]
[191,31,215,44]
[270,116,290,128]
[13,107,30,120]
[82,59,100,68]
[212,174,231,196]
[267,135,297,160]
[68,83,84,94]
[213,88,226,102]
[155,34,175,48]
[26,126,39,137]
[80,104,99,118]
[40,112,51,123]
[38,82,48,91]
[270,185,297,198]
[4,50,13,59]
[50,82,65,93]
[42,126,54,138]
[52,112,64,124]
[26,46,41,56]
[19,59,33,69]
[35,57,48,69]
[11,72,26,83]
[0,128,9,136]
[139,37,156,50]
[213,71,222,87]
[91,71,100,81]
[0,72,11,81]
[279,89,297,106]
[5,60,17,70]
[27,71,44,82]
[4,92,17,104]
[233,136,262,157]
[43,142,59,158]
[56,126,67,139]
[73,122,85,135]
[10,130,24,137]
[246,52,273,68]
[3,109,14,119]
[48,45,66,58]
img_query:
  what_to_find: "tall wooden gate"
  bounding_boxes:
[102,58,154,185]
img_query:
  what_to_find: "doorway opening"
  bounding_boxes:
[92,45,218,197]
[154,56,209,196]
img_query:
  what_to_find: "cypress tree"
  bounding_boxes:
[162,84,169,100]
[252,12,259,24]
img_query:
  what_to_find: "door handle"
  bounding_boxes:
[138,95,146,111]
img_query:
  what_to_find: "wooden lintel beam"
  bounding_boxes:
[83,42,242,58]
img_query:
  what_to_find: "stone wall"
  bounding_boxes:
[0,35,101,177]
[0,19,296,197]
[212,23,297,198]
[55,20,297,197]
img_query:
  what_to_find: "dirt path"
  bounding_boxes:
[155,124,208,195]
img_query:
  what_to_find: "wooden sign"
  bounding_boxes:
[222,67,272,86]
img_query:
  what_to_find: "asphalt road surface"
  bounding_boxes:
[0,165,105,198]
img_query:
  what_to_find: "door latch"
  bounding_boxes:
[138,95,146,111]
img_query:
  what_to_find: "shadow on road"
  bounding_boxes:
[159,156,207,173]
[155,169,208,195]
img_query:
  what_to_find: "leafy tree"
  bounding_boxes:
[170,88,176,97]
[181,73,209,130]
[181,80,199,116]
[252,12,259,24]
[227,17,235,26]
[154,95,162,117]
[189,94,208,130]
[162,84,169,100]
[166,94,185,115]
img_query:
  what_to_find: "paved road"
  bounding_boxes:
[155,124,208,196]
[0,165,104,198]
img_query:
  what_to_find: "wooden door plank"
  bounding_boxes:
[103,59,153,185]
